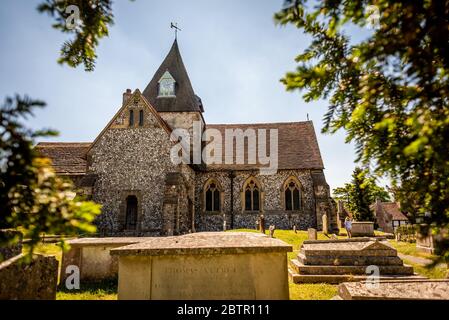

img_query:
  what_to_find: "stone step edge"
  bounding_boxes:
[296,253,404,266]
[288,268,427,284]
[300,249,398,257]
[290,259,414,275]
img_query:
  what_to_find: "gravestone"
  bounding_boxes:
[308,228,317,240]
[322,214,328,234]
[351,222,375,237]
[0,253,58,300]
[111,232,292,300]
[269,225,276,238]
[336,280,449,300]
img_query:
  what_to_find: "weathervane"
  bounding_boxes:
[170,22,181,40]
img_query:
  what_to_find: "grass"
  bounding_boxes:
[387,240,434,259]
[57,279,118,300]
[23,242,64,262]
[387,240,448,279]
[289,282,338,300]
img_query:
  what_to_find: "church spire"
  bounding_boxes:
[142,40,203,113]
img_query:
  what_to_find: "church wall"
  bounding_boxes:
[88,100,180,235]
[194,169,317,231]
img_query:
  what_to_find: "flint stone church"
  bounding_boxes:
[37,40,338,236]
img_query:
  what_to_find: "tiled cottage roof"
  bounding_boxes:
[379,202,409,221]
[206,121,324,170]
[142,40,203,113]
[35,142,90,175]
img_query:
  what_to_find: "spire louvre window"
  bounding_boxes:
[158,71,176,97]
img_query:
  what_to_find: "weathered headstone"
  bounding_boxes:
[308,228,317,240]
[0,253,58,300]
[351,222,375,237]
[322,214,328,235]
[260,215,266,234]
[269,225,276,238]
[111,232,292,300]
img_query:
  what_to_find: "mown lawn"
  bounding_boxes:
[387,240,448,279]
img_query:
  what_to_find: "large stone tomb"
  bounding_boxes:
[289,238,423,284]
[336,280,449,300]
[61,237,153,282]
[110,232,292,300]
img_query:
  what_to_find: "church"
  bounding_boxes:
[36,40,338,236]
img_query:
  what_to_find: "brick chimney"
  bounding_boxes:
[123,89,132,106]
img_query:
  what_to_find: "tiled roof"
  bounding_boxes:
[205,121,324,170]
[380,202,409,221]
[35,142,90,175]
[35,122,324,174]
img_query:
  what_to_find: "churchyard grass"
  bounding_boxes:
[387,240,434,259]
[57,279,118,300]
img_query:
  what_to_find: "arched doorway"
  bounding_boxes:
[125,195,138,230]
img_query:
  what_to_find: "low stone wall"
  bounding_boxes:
[0,253,58,300]
[351,222,375,237]
[0,230,23,262]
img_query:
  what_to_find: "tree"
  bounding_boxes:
[37,0,115,71]
[333,167,390,221]
[275,1,449,262]
[349,168,374,221]
[0,95,101,258]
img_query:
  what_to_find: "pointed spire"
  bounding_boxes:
[142,40,203,113]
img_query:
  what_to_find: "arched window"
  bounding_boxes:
[283,177,301,211]
[204,179,221,212]
[125,195,138,230]
[139,110,144,126]
[129,109,134,126]
[243,177,261,211]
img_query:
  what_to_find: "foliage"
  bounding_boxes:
[37,0,115,71]
[396,224,417,236]
[275,0,449,262]
[0,95,101,257]
[333,167,390,221]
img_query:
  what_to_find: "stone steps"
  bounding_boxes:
[288,267,427,284]
[297,252,404,266]
[290,259,414,276]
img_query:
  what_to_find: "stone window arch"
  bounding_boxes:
[129,109,134,126]
[139,109,144,126]
[203,178,223,213]
[282,176,302,211]
[242,177,263,212]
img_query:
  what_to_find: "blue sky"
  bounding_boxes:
[0,0,359,190]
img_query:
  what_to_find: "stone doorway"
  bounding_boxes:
[125,195,138,230]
